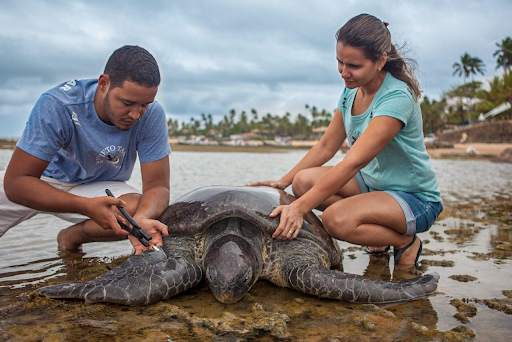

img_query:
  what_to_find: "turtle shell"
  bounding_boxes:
[159,186,341,265]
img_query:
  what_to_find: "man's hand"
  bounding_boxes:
[129,218,169,255]
[82,197,169,255]
[270,204,305,240]
[80,196,128,233]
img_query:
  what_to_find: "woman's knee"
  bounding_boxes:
[292,169,315,197]
[322,207,355,240]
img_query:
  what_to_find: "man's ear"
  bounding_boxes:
[97,74,111,94]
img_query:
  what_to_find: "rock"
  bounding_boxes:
[444,228,475,236]
[481,298,512,314]
[410,322,429,334]
[351,315,376,331]
[379,309,396,318]
[446,325,476,339]
[450,299,477,317]
[449,275,478,282]
[360,304,379,312]
[453,312,470,323]
[492,148,512,163]
[421,260,455,267]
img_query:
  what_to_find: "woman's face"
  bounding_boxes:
[336,42,384,89]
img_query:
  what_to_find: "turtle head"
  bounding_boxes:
[203,234,261,303]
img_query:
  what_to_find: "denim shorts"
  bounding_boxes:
[355,172,443,235]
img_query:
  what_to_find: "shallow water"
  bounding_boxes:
[0,148,511,340]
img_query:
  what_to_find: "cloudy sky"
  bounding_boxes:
[1,0,510,138]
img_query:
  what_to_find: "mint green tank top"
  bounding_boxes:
[337,73,441,202]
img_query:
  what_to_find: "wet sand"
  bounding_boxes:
[0,197,511,341]
[0,145,511,340]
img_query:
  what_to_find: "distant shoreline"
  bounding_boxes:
[1,139,510,160]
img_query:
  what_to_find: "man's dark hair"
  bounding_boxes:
[104,45,160,89]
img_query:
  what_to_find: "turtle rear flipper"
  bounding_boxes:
[286,264,439,304]
[37,250,202,306]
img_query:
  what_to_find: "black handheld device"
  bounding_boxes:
[105,188,152,247]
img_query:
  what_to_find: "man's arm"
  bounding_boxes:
[128,155,171,250]
[4,147,127,231]
[133,155,170,220]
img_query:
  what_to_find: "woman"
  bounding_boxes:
[247,14,443,266]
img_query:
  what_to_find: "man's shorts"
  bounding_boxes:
[355,171,443,235]
[0,170,139,238]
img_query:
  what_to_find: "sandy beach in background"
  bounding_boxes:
[1,139,511,159]
[426,143,512,159]
[168,138,512,159]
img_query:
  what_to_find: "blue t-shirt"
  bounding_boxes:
[338,73,441,202]
[17,79,171,184]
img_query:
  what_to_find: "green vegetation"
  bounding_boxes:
[452,52,485,125]
[168,105,333,139]
[170,36,512,138]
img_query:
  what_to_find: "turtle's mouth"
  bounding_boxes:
[203,235,260,304]
[206,265,253,303]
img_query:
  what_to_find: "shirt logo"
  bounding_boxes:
[349,129,361,146]
[96,145,126,169]
[60,80,77,92]
[71,112,81,126]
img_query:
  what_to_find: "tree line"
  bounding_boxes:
[170,37,512,138]
[168,105,333,139]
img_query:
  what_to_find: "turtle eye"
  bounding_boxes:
[244,268,253,284]
[207,267,217,280]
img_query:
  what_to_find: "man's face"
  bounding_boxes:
[101,80,158,131]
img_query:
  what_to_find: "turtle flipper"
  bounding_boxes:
[37,250,202,306]
[286,264,439,304]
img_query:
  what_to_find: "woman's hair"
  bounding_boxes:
[335,14,421,99]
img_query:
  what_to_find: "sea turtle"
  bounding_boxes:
[37,186,439,305]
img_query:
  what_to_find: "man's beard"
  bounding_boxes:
[103,94,129,131]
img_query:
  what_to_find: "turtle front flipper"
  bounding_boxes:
[286,264,439,304]
[37,250,202,306]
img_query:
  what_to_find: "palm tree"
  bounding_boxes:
[250,108,258,123]
[452,53,486,124]
[494,37,512,73]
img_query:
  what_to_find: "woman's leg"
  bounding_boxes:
[322,191,421,265]
[292,166,362,210]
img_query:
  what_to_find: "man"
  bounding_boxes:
[0,45,171,255]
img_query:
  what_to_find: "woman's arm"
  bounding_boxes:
[272,116,404,239]
[247,108,347,189]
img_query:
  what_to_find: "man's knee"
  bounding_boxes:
[119,193,141,216]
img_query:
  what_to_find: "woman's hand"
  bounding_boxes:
[270,204,305,240]
[245,179,289,190]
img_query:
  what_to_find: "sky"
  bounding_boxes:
[0,0,510,138]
